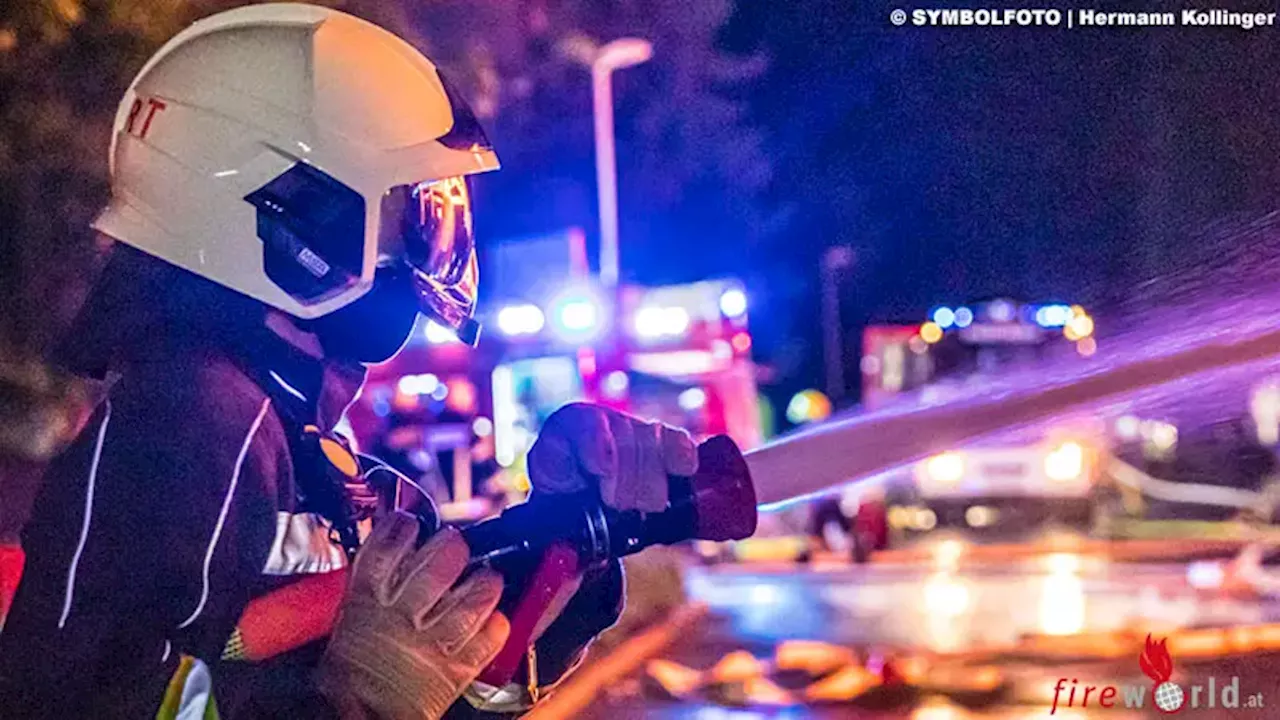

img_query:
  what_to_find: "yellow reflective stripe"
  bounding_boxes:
[221,626,246,661]
[156,655,195,720]
[155,654,221,720]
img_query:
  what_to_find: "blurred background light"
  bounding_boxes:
[634,306,690,338]
[496,304,545,336]
[560,300,598,331]
[1044,441,1085,481]
[920,321,944,344]
[549,287,606,341]
[1039,558,1086,636]
[1035,304,1071,328]
[923,571,970,614]
[988,299,1015,322]
[603,370,629,398]
[1187,561,1226,589]
[1115,415,1141,440]
[397,373,439,396]
[932,538,965,569]
[785,388,832,424]
[424,320,459,344]
[932,307,956,329]
[1148,421,1178,451]
[964,505,997,528]
[1064,312,1095,341]
[925,452,965,483]
[678,387,707,411]
[719,288,748,317]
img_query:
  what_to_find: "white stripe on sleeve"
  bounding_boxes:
[177,398,272,629]
[58,400,113,629]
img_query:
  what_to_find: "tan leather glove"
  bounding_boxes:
[527,403,698,513]
[319,513,509,720]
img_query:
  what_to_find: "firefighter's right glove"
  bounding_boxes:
[320,513,509,720]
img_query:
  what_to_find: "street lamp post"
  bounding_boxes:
[821,246,855,401]
[589,38,652,288]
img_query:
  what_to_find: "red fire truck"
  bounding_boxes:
[488,277,763,472]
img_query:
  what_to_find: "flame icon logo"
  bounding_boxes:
[1140,634,1185,713]
[1139,634,1174,683]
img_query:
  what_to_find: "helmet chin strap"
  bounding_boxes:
[264,311,326,360]
[305,271,422,365]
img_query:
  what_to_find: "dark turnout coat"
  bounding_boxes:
[0,256,619,718]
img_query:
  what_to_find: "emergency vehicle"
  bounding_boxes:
[862,299,1102,535]
[489,278,762,460]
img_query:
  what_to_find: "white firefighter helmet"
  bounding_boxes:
[93,3,498,344]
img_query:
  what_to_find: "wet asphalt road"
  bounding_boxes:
[580,548,1280,718]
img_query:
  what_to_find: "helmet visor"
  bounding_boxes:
[379,176,480,343]
[380,176,473,284]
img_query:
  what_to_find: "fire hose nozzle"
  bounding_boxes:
[461,434,757,686]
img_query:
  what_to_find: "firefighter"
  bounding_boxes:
[0,5,696,718]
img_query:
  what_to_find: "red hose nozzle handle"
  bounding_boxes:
[685,435,758,542]
[468,435,756,687]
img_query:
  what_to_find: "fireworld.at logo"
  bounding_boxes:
[1050,634,1266,713]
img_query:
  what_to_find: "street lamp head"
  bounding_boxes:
[555,34,600,66]
[594,38,654,71]
[822,245,855,271]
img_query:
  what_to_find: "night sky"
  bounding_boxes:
[466,2,1280,405]
[714,2,1280,400]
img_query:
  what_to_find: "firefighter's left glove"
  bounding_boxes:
[528,402,698,513]
[320,513,509,720]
